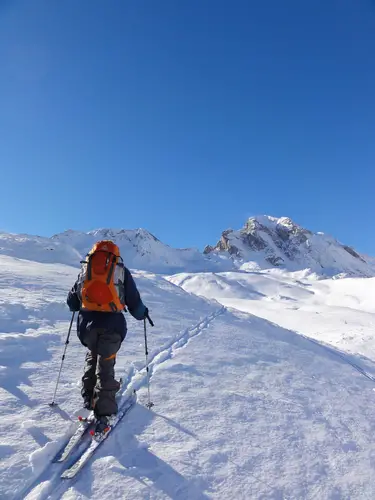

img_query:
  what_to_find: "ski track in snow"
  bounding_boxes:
[293,333,375,385]
[19,308,225,500]
[169,270,375,387]
[129,307,226,391]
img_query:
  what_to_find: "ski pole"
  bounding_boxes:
[49,311,76,407]
[144,315,154,409]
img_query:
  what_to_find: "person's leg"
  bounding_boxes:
[81,350,97,407]
[93,329,122,417]
[79,324,99,409]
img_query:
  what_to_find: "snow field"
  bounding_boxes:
[169,270,375,361]
[2,256,375,498]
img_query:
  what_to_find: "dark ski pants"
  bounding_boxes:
[81,328,122,416]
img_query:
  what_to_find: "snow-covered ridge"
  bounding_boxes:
[0,232,82,266]
[52,227,224,273]
[0,229,212,272]
[0,215,373,277]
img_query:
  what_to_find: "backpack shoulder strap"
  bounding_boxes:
[106,255,117,284]
[87,254,93,280]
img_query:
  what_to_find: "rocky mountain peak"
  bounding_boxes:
[204,216,371,277]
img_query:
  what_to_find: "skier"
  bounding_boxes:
[67,240,148,435]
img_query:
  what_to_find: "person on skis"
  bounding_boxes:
[67,240,148,434]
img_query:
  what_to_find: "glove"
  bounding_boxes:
[67,291,80,312]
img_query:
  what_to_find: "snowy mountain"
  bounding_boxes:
[52,228,219,273]
[0,215,373,278]
[0,229,218,273]
[204,215,374,277]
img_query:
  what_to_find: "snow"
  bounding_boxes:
[1,224,375,498]
[168,269,375,360]
[0,233,82,266]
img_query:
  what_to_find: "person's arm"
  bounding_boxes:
[123,267,147,320]
[67,280,81,312]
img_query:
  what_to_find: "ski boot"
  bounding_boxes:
[91,415,114,439]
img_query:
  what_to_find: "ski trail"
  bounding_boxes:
[20,307,225,500]
[126,306,226,396]
[299,334,375,383]
[226,304,375,386]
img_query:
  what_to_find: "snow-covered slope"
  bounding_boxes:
[168,269,375,359]
[2,251,375,498]
[0,232,81,266]
[204,215,374,277]
[0,254,218,499]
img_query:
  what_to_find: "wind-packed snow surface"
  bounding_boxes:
[1,221,375,499]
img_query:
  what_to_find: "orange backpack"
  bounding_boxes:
[80,240,125,313]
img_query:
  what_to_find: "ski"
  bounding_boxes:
[52,413,95,463]
[61,392,137,479]
[53,378,124,463]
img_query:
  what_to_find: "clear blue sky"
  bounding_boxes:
[0,1,374,253]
